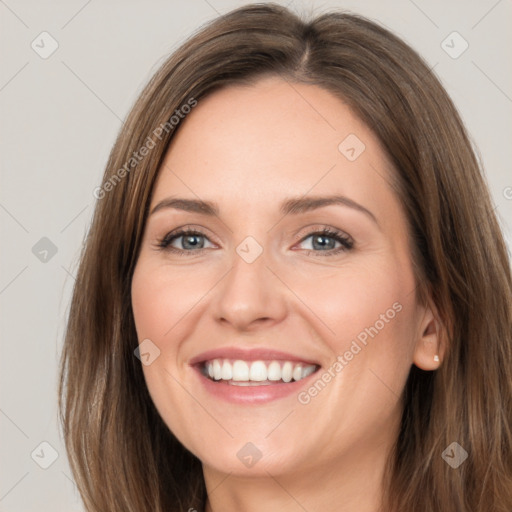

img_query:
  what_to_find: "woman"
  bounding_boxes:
[58,3,512,511]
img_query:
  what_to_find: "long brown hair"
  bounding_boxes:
[58,4,512,511]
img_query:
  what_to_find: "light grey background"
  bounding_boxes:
[1,0,511,510]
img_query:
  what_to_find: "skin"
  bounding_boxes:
[131,76,443,512]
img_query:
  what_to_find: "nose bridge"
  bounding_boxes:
[212,236,286,330]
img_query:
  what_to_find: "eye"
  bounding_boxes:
[156,228,215,254]
[155,226,354,257]
[296,228,354,256]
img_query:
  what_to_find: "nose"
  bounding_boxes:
[211,245,288,332]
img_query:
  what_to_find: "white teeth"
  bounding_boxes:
[249,360,267,381]
[292,364,303,381]
[221,360,232,380]
[281,362,293,383]
[213,360,222,380]
[267,361,281,381]
[232,360,249,381]
[203,359,317,384]
[302,365,316,378]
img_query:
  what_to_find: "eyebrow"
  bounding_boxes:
[150,194,378,225]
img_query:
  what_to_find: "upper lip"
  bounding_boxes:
[189,347,320,366]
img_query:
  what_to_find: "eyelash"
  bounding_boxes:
[155,226,354,257]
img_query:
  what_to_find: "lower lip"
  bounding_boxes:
[192,365,319,404]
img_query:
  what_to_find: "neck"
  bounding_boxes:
[202,441,393,512]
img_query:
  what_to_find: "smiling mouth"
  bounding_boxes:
[200,358,320,385]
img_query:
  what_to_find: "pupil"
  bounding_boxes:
[183,234,203,250]
[313,235,334,250]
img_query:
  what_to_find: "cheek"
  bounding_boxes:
[131,263,199,444]
[304,258,411,331]
[131,269,167,342]
[131,261,207,343]
[299,257,418,379]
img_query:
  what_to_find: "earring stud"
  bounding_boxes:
[433,355,440,362]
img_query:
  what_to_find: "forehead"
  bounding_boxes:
[151,76,398,218]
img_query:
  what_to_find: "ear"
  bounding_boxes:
[412,299,444,371]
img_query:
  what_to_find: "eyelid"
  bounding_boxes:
[292,225,354,255]
[156,225,218,250]
[292,224,353,244]
[155,224,354,256]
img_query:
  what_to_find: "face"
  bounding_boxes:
[131,76,439,480]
